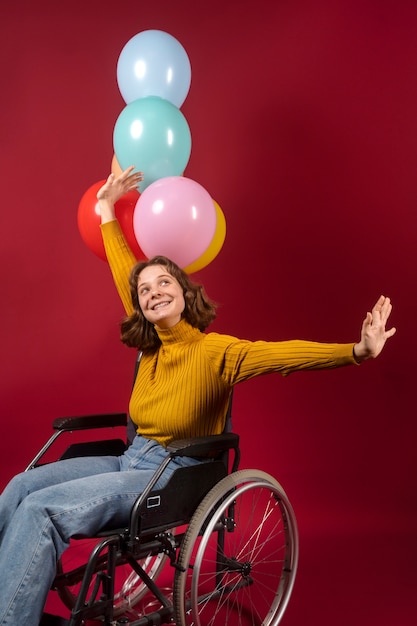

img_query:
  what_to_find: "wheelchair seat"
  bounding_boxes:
[32,412,299,626]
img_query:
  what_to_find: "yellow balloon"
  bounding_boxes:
[111,153,123,177]
[184,200,226,273]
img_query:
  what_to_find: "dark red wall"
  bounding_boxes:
[1,1,415,624]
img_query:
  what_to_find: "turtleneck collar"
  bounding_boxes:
[155,318,202,346]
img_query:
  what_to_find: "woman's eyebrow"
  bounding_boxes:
[138,274,171,289]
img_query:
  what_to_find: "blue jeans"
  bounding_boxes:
[0,435,202,626]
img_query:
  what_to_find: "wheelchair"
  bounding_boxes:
[27,409,299,626]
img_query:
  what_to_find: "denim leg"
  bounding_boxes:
[0,454,121,543]
[0,454,121,626]
[0,436,201,626]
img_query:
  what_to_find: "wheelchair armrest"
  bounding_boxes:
[53,413,127,432]
[166,432,240,458]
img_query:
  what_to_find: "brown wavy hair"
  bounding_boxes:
[120,256,217,352]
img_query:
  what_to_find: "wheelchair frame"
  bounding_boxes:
[31,412,299,626]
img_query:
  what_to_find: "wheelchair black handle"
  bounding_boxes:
[52,413,127,431]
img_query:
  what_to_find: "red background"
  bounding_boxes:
[1,1,416,624]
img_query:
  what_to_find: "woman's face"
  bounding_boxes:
[137,264,185,329]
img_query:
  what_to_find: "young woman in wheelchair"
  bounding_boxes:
[0,166,396,626]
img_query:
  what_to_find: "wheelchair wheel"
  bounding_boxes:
[173,469,298,626]
[56,537,168,617]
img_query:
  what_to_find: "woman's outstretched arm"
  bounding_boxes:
[98,167,144,315]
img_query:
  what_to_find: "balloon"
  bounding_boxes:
[113,96,191,191]
[133,176,217,268]
[184,201,226,273]
[77,180,145,261]
[117,30,191,108]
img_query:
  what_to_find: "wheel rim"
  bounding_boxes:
[174,471,298,626]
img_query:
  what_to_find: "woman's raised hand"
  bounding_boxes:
[97,167,143,222]
[353,295,396,362]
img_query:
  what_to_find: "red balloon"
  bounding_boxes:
[77,180,145,261]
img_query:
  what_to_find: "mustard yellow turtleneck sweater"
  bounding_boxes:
[101,220,357,447]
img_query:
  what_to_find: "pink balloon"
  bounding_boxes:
[133,177,217,267]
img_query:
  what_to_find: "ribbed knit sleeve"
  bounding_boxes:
[202,333,357,383]
[128,322,358,447]
[100,220,137,315]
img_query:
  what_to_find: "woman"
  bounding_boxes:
[0,168,396,626]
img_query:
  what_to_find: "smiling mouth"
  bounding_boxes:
[151,301,171,311]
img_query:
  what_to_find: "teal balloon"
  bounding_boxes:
[113,96,192,190]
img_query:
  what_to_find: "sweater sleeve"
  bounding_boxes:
[100,220,137,315]
[203,333,357,384]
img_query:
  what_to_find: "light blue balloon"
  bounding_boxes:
[117,30,191,108]
[113,96,192,191]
